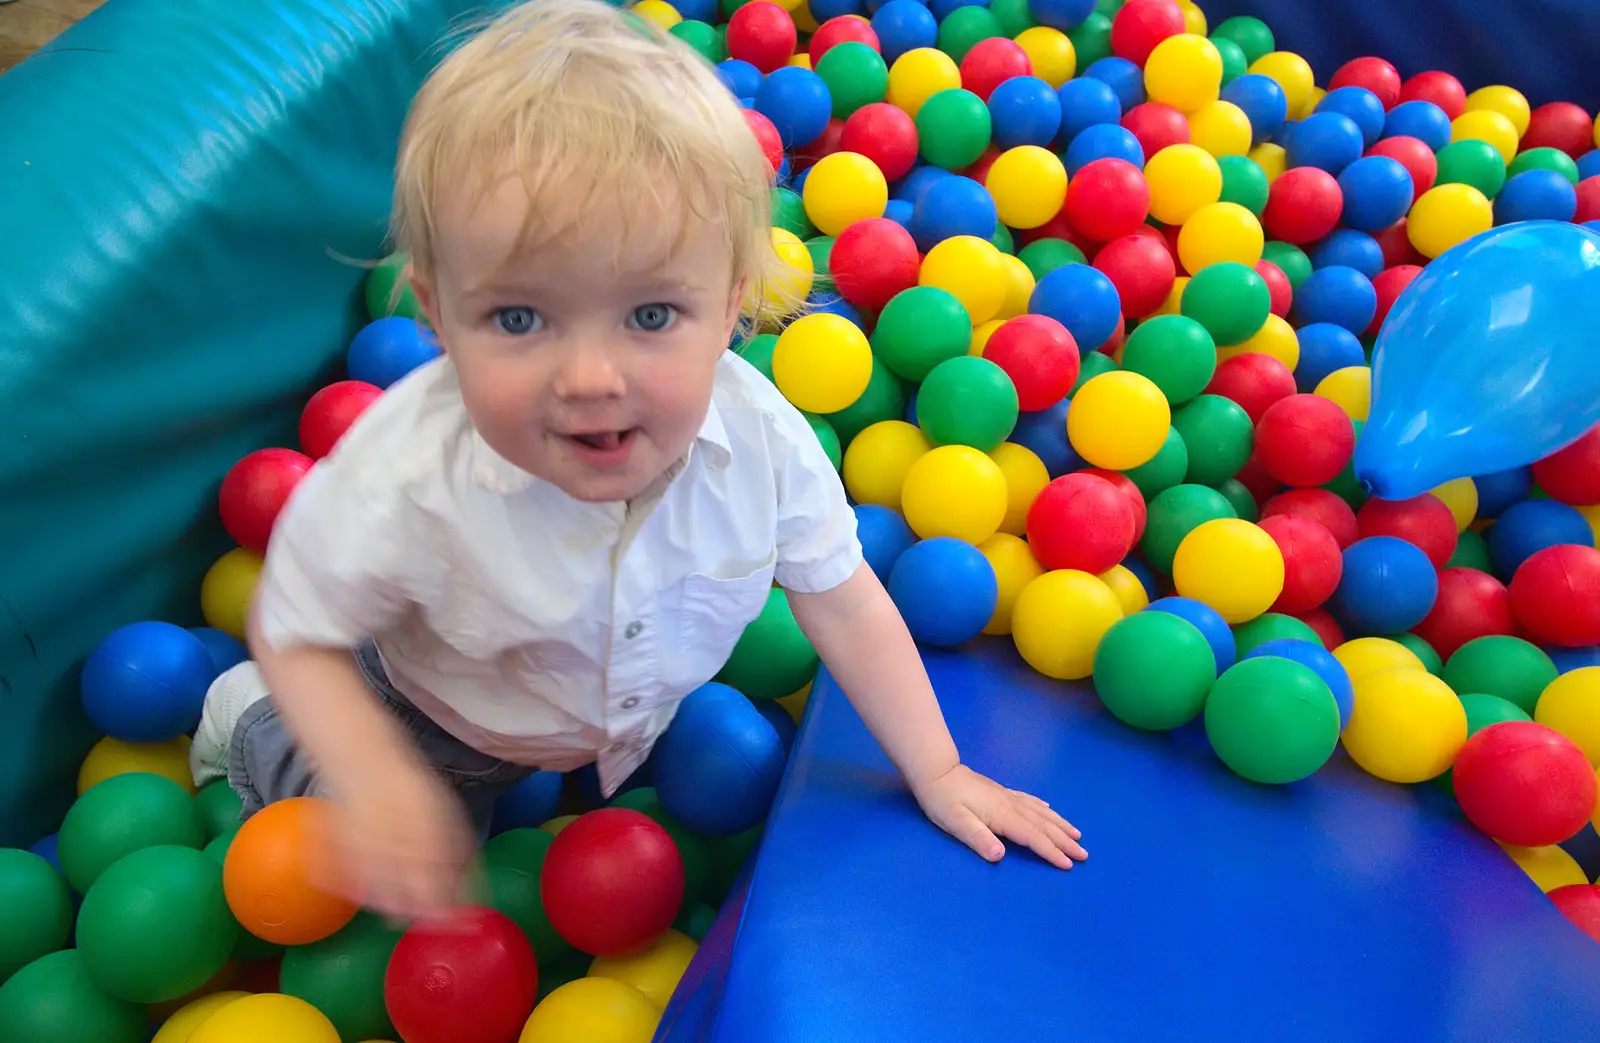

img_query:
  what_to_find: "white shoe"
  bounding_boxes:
[190,661,271,789]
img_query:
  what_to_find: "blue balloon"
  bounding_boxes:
[1246,639,1355,730]
[887,537,998,646]
[1146,597,1235,675]
[856,503,918,582]
[1355,222,1600,500]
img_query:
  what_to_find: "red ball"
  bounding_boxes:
[839,102,919,182]
[809,15,879,63]
[1291,607,1346,648]
[1522,102,1593,158]
[963,146,1003,186]
[1233,453,1284,505]
[1399,70,1466,120]
[1121,102,1190,162]
[1548,885,1600,944]
[1262,167,1344,245]
[1452,721,1598,847]
[384,906,538,1043]
[1509,544,1600,647]
[742,109,785,175]
[793,116,847,171]
[1099,313,1127,356]
[1254,395,1356,488]
[1259,514,1343,613]
[1531,423,1600,506]
[1366,136,1437,203]
[1062,158,1150,243]
[1025,473,1136,574]
[829,218,921,312]
[1109,0,1184,65]
[1356,493,1458,567]
[1255,259,1293,318]
[1330,57,1402,109]
[218,448,314,555]
[299,380,382,460]
[959,37,1030,101]
[726,1,797,73]
[540,808,685,958]
[1368,264,1421,335]
[1205,353,1296,425]
[1262,488,1361,549]
[1079,468,1147,544]
[1094,233,1176,320]
[1373,218,1422,268]
[981,314,1080,411]
[1575,178,1600,224]
[1412,567,1517,660]
[232,957,280,994]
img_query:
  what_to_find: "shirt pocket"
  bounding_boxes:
[676,556,779,672]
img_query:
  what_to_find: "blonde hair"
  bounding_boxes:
[392,0,786,313]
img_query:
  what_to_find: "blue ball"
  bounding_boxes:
[717,59,763,100]
[1293,323,1366,393]
[1494,169,1579,225]
[1382,100,1452,152]
[1290,265,1377,334]
[1337,155,1415,233]
[989,76,1062,149]
[347,317,442,389]
[1056,77,1123,143]
[653,683,787,836]
[1246,639,1355,729]
[903,386,921,424]
[188,626,249,676]
[910,174,998,249]
[488,771,566,835]
[1579,150,1600,181]
[671,0,718,20]
[892,163,949,205]
[1473,467,1534,518]
[807,293,865,328]
[1548,645,1600,674]
[1285,112,1365,175]
[1009,398,1083,477]
[883,197,915,230]
[28,833,63,877]
[1146,596,1235,675]
[887,537,999,646]
[1028,263,1122,353]
[1064,123,1144,174]
[856,503,918,582]
[1027,0,1095,30]
[929,0,986,18]
[80,621,215,743]
[1315,86,1385,148]
[872,0,938,62]
[1329,536,1439,636]
[753,699,800,754]
[1084,57,1144,113]
[1221,73,1288,146]
[754,67,832,149]
[1486,499,1596,579]
[809,0,866,19]
[1308,229,1383,278]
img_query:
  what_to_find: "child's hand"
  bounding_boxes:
[912,764,1087,869]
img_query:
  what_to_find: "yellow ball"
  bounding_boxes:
[985,146,1068,230]
[1314,365,1371,422]
[803,152,888,235]
[541,814,580,835]
[771,312,873,413]
[79,736,196,796]
[1098,564,1150,615]
[152,992,250,1043]
[631,0,682,29]
[1499,842,1588,893]
[1011,570,1124,680]
[1014,26,1075,88]
[1249,52,1315,119]
[749,227,814,322]
[1144,144,1223,225]
[1450,109,1520,165]
[971,318,1005,356]
[900,444,1009,543]
[201,548,263,641]
[1172,518,1284,623]
[987,441,1050,535]
[1186,100,1253,157]
[792,0,819,31]
[189,994,340,1043]
[1464,84,1531,137]
[520,978,661,1043]
[1535,667,1600,767]
[1177,0,1206,35]
[887,48,961,118]
[1406,183,1493,260]
[1217,314,1298,371]
[777,682,811,722]
[979,532,1045,636]
[1066,371,1172,470]
[1177,201,1263,271]
[1154,276,1189,316]
[1342,667,1468,783]
[1249,142,1288,182]
[787,53,813,69]
[920,235,1009,324]
[1144,33,1223,113]
[997,253,1035,320]
[842,419,931,510]
[1580,503,1600,547]
[1430,477,1478,533]
[1332,637,1425,684]
[1303,86,1327,115]
[588,930,697,1008]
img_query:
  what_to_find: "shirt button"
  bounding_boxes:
[624,621,643,639]
[621,696,640,709]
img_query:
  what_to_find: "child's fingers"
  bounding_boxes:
[1000,805,1085,869]
[943,804,1006,862]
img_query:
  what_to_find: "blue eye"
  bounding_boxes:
[494,306,541,334]
[630,304,677,332]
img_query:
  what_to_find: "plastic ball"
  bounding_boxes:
[1093,610,1216,729]
[1204,657,1341,783]
[1500,842,1586,893]
[218,447,313,556]
[1056,75,1122,142]
[1011,569,1124,679]
[1534,667,1600,766]
[150,992,251,1043]
[1329,536,1438,636]
[981,314,1079,410]
[1141,32,1221,113]
[1172,518,1284,623]
[1248,50,1314,118]
[346,317,441,390]
[1066,371,1171,470]
[1532,424,1600,506]
[58,772,202,893]
[1109,0,1184,65]
[223,796,358,947]
[520,977,662,1043]
[199,546,262,642]
[1356,494,1457,568]
[874,283,973,376]
[1341,667,1467,783]
[898,443,1008,542]
[772,312,873,413]
[1262,488,1359,548]
[871,0,938,63]
[1180,260,1269,346]
[1062,157,1150,241]
[802,152,888,235]
[854,504,917,583]
[1453,721,1598,846]
[1013,28,1076,88]
[187,993,339,1043]
[1406,183,1493,259]
[829,216,919,311]
[0,949,148,1043]
[1510,545,1600,648]
[1186,100,1252,157]
[842,420,929,509]
[382,906,538,1043]
[1203,352,1293,424]
[1027,263,1122,351]
[1144,596,1234,673]
[1408,566,1516,662]
[920,234,1009,323]
[1139,482,1234,574]
[1220,73,1287,145]
[1245,638,1354,729]
[1119,314,1215,406]
[1489,500,1596,578]
[1261,166,1343,244]
[1024,473,1134,573]
[1252,394,1354,488]
[1257,514,1342,614]
[0,849,72,984]
[717,588,819,701]
[1330,55,1400,107]
[1286,111,1364,175]
[1144,144,1221,225]
[299,380,383,460]
[1125,101,1195,163]
[79,621,214,744]
[754,66,833,148]
[655,686,786,836]
[887,536,1000,645]
[1494,169,1578,224]
[980,532,1046,635]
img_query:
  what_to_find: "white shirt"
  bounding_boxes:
[252,350,861,794]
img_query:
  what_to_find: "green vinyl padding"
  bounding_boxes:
[0,0,504,846]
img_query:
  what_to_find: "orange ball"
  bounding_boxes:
[222,797,358,946]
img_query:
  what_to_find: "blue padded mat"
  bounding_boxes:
[658,638,1600,1042]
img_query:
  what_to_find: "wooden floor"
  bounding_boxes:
[0,0,106,73]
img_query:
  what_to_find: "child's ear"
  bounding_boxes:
[724,278,748,340]
[407,266,448,353]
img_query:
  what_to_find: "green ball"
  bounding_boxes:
[363,252,426,323]
[1508,146,1580,185]
[1261,241,1312,289]
[736,332,778,384]
[1172,394,1254,487]
[1216,478,1258,522]
[1234,613,1322,656]
[991,220,1015,255]
[1321,418,1367,509]
[59,772,202,894]
[1093,612,1217,730]
[871,286,972,380]
[280,912,401,1041]
[1068,12,1113,68]
[202,827,236,864]
[0,850,72,984]
[1210,15,1275,67]
[1437,692,1533,797]
[1204,658,1340,784]
[673,901,720,942]
[915,87,993,169]
[1213,36,1249,87]
[816,42,888,118]
[825,356,907,446]
[1141,483,1236,574]
[916,355,1020,451]
[0,949,146,1043]
[480,837,571,966]
[804,234,835,282]
[1434,139,1507,199]
[608,788,714,906]
[989,0,1036,36]
[771,187,813,239]
[937,7,1003,63]
[1446,528,1492,572]
[483,826,554,877]
[1181,262,1270,347]
[1121,315,1216,405]
[1388,632,1443,676]
[1443,636,1559,715]
[669,19,725,62]
[1123,426,1189,499]
[705,826,762,907]
[201,828,281,962]
[1218,154,1270,216]
[193,780,242,843]
[1095,0,1123,12]
[806,412,843,471]
[1072,350,1119,395]
[716,587,820,700]
[1017,238,1087,280]
[75,845,236,1004]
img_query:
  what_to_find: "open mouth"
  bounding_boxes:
[565,428,637,452]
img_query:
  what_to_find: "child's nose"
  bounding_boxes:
[552,341,625,399]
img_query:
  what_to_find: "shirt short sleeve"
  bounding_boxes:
[769,400,863,594]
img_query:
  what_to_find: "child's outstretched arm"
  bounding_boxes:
[787,562,1088,869]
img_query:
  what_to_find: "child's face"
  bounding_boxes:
[412,175,744,503]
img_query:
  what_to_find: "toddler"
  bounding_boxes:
[190,0,1085,921]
